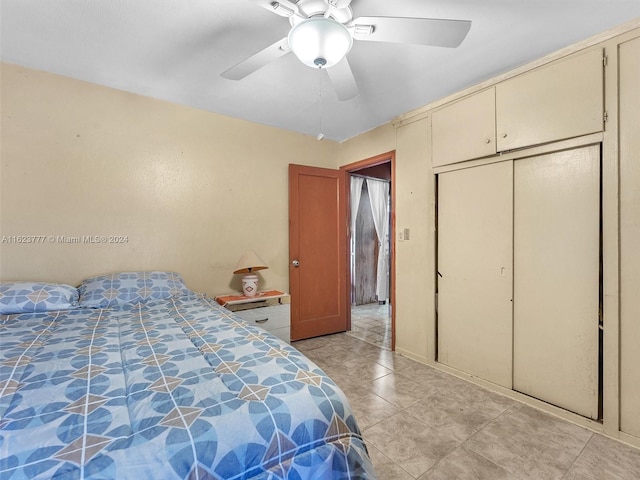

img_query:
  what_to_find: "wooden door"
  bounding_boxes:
[513,145,600,419]
[619,35,640,438]
[289,164,348,341]
[437,161,514,388]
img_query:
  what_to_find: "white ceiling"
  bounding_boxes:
[2,1,639,142]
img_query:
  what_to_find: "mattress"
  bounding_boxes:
[0,293,376,479]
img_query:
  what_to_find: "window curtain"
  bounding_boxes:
[350,177,365,235]
[350,177,365,299]
[366,178,390,302]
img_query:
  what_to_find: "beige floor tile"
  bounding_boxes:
[465,403,593,480]
[363,348,417,373]
[397,362,470,394]
[338,383,401,430]
[372,373,439,409]
[340,357,395,384]
[366,443,414,480]
[419,446,524,480]
[348,303,391,350]
[406,387,512,442]
[364,412,461,478]
[564,433,640,480]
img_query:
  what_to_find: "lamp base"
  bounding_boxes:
[241,274,259,297]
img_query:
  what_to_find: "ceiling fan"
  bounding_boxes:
[221,0,472,101]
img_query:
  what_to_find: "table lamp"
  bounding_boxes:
[233,249,268,297]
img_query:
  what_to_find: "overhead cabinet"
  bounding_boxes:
[496,49,604,151]
[432,49,604,167]
[432,88,496,167]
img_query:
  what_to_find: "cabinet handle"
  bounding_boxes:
[485,138,491,144]
[255,318,269,324]
[502,133,508,138]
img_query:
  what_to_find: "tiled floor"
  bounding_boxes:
[293,333,640,480]
[349,302,392,350]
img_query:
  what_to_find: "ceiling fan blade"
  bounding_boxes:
[249,0,300,18]
[351,16,472,48]
[326,57,359,101]
[221,37,290,80]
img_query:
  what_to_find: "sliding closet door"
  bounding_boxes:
[513,145,600,419]
[437,161,513,388]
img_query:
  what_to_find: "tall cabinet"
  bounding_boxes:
[434,41,606,421]
[431,25,640,441]
[619,36,640,439]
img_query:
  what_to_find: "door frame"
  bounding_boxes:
[341,151,396,351]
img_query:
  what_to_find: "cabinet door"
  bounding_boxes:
[619,36,640,438]
[432,88,496,167]
[513,145,600,419]
[497,49,603,151]
[437,161,513,388]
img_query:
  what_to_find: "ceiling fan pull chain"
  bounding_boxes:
[317,66,324,141]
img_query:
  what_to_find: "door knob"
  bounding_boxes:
[291,259,300,267]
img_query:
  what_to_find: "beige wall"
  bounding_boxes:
[338,120,435,363]
[0,63,340,296]
[0,62,438,363]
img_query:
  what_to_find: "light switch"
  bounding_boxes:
[404,228,410,240]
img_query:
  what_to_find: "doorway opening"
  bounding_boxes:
[341,152,395,350]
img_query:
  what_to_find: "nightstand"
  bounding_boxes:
[214,290,290,343]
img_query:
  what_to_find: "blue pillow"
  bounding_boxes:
[78,271,190,308]
[0,282,79,314]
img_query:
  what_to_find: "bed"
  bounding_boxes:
[0,272,376,479]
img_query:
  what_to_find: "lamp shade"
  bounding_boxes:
[288,17,353,68]
[233,249,268,274]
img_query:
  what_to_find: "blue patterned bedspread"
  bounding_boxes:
[0,294,376,479]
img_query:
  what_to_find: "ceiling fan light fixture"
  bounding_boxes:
[288,17,353,69]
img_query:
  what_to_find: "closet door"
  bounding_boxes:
[437,161,513,388]
[513,145,600,419]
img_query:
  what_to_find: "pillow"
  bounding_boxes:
[78,271,190,308]
[0,282,79,315]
